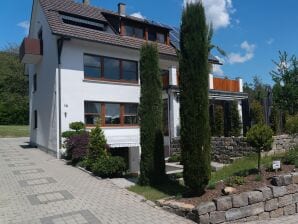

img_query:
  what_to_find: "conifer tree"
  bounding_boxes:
[139,44,165,185]
[179,2,211,194]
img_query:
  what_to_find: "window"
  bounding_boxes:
[148,30,156,41]
[125,25,144,39]
[122,61,138,81]
[83,54,138,82]
[124,104,138,125]
[104,58,120,80]
[34,110,38,129]
[84,55,101,79]
[85,102,101,125]
[157,33,165,44]
[33,74,37,92]
[61,13,105,31]
[84,102,138,126]
[105,103,120,125]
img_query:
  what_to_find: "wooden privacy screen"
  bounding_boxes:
[213,77,240,92]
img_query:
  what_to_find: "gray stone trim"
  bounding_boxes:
[13,168,44,175]
[27,190,74,205]
[40,210,102,224]
[8,162,35,167]
[18,177,57,187]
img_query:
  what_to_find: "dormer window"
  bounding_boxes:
[157,33,165,44]
[125,25,144,39]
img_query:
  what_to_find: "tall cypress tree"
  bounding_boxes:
[139,44,165,186]
[180,2,211,195]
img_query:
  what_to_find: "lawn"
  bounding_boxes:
[0,125,29,137]
[128,153,287,201]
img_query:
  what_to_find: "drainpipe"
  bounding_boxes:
[56,37,70,159]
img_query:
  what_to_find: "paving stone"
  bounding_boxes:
[265,198,278,212]
[283,174,293,185]
[250,202,264,216]
[232,193,248,208]
[210,211,226,224]
[247,191,264,204]
[225,208,245,221]
[246,215,258,221]
[272,176,283,186]
[196,201,216,215]
[293,193,298,203]
[283,204,296,215]
[278,194,293,207]
[214,196,232,211]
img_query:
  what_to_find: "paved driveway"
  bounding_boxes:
[0,138,194,224]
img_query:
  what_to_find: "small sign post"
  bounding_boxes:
[273,160,281,174]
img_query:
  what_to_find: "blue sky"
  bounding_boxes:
[1,0,298,85]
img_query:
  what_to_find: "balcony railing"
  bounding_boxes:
[19,38,42,64]
[213,77,240,92]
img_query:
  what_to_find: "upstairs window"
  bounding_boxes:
[148,29,157,42]
[125,25,144,39]
[157,33,166,44]
[84,55,101,79]
[84,54,138,82]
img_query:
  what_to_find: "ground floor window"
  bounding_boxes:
[84,101,138,127]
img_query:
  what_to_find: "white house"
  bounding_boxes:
[20,0,248,173]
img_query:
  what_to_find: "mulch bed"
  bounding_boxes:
[176,164,296,206]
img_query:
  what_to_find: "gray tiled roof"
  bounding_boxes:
[39,0,177,56]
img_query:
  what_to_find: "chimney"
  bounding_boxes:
[118,3,126,16]
[83,0,90,6]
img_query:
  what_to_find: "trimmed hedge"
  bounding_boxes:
[91,156,127,178]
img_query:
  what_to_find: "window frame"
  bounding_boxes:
[83,54,138,83]
[84,101,139,127]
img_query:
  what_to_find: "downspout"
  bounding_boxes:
[56,37,70,159]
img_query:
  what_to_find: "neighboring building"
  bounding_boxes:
[20,0,248,173]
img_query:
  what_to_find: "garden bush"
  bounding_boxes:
[283,147,298,165]
[285,115,298,134]
[91,156,127,178]
[168,153,181,163]
[225,176,245,187]
[87,124,108,162]
[62,121,85,138]
[64,132,89,164]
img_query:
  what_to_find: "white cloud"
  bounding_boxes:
[18,20,30,34]
[183,0,235,30]
[130,12,145,19]
[212,64,224,76]
[266,38,274,45]
[228,41,256,64]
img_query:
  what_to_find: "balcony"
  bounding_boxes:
[19,38,42,64]
[213,77,240,92]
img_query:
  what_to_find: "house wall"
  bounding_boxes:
[28,0,58,153]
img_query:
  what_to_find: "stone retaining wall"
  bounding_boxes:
[158,173,298,224]
[171,135,298,164]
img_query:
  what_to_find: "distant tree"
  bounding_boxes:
[0,45,28,125]
[211,104,224,136]
[180,1,211,195]
[246,124,273,173]
[270,51,298,116]
[230,101,241,136]
[139,44,165,186]
[250,100,264,125]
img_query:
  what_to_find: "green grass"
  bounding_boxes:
[210,153,285,183]
[129,153,287,201]
[128,180,186,201]
[0,125,29,137]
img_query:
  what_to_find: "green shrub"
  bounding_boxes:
[91,156,127,178]
[250,100,264,125]
[168,153,181,163]
[225,176,245,187]
[255,174,262,182]
[207,181,216,189]
[69,121,85,131]
[283,147,298,165]
[246,124,273,172]
[87,124,108,162]
[285,115,298,134]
